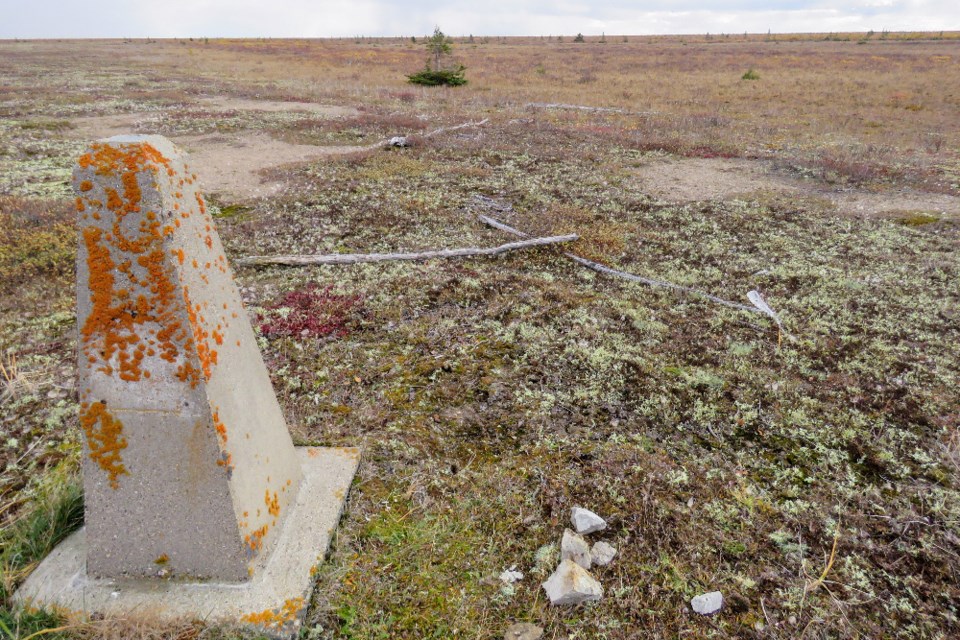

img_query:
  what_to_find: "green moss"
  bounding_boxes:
[212,203,253,221]
[896,212,939,226]
[17,119,74,132]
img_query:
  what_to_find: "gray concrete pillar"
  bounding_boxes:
[73,135,302,581]
[16,136,358,635]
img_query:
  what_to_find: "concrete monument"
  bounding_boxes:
[15,135,358,637]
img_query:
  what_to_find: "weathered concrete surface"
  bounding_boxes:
[15,447,359,637]
[72,134,306,580]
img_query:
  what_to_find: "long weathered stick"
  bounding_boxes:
[476,209,768,316]
[422,118,490,138]
[524,103,658,117]
[368,118,490,150]
[237,233,578,267]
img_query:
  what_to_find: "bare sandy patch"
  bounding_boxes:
[65,100,369,201]
[826,190,960,218]
[634,158,788,202]
[196,96,359,117]
[69,112,159,140]
[633,156,960,218]
[174,132,366,200]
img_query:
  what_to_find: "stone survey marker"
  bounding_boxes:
[16,135,358,634]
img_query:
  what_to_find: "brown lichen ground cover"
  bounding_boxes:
[0,35,958,639]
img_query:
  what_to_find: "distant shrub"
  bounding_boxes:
[407,27,467,87]
[742,68,760,80]
[573,33,585,43]
[407,65,467,86]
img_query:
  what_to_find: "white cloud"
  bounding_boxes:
[0,0,958,38]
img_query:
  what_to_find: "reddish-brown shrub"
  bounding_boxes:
[258,284,360,339]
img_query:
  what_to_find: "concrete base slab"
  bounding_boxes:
[14,447,359,638]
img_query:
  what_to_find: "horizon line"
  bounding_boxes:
[4,29,960,42]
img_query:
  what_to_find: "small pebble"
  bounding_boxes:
[691,591,723,615]
[570,507,607,534]
[590,541,617,566]
[503,622,543,640]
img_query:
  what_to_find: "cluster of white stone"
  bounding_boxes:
[541,507,617,606]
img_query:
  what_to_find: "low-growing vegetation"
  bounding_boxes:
[0,33,957,639]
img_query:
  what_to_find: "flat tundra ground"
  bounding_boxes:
[0,34,958,639]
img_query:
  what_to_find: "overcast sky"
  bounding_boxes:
[2,0,958,39]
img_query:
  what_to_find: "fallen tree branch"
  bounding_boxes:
[237,233,578,267]
[524,102,658,117]
[423,118,490,138]
[473,198,784,324]
[371,118,490,149]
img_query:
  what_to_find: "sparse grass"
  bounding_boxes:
[17,119,74,132]
[0,461,82,637]
[0,197,76,294]
[0,354,37,404]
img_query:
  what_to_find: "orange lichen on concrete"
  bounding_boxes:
[212,409,228,444]
[182,287,218,381]
[209,403,235,470]
[241,597,304,629]
[79,401,129,489]
[265,490,280,517]
[245,524,269,552]
[77,141,204,387]
[217,452,233,469]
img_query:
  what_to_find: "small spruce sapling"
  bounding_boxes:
[407,27,467,86]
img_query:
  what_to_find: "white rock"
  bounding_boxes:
[561,529,592,569]
[590,541,617,566]
[503,622,544,640]
[570,507,607,534]
[691,591,723,615]
[499,568,524,584]
[542,559,603,605]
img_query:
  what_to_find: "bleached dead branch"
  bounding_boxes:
[237,234,577,267]
[524,103,658,117]
[366,118,490,150]
[472,196,784,325]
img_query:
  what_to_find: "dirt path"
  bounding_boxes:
[632,157,960,218]
[68,97,363,201]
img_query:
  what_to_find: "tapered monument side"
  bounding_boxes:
[74,135,302,580]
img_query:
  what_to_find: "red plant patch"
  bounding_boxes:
[259,284,360,339]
